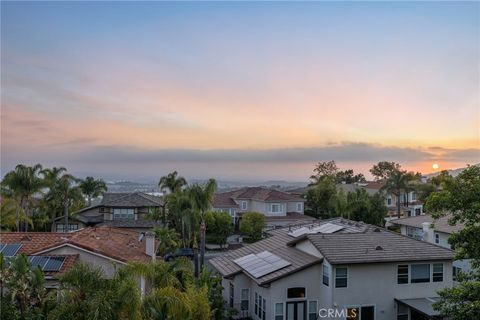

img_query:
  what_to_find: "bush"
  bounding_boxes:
[239,212,265,242]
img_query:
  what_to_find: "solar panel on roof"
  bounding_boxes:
[29,256,50,269]
[43,257,65,272]
[309,223,344,234]
[0,244,22,256]
[234,251,291,279]
[287,227,310,238]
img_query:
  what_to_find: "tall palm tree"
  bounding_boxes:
[187,179,217,271]
[381,170,419,219]
[46,174,83,232]
[159,171,187,194]
[166,192,196,247]
[41,166,67,187]
[78,176,107,206]
[1,164,44,231]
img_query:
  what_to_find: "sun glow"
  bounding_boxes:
[432,163,439,170]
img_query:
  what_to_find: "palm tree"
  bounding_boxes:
[49,262,142,320]
[46,174,84,232]
[166,192,196,247]
[78,176,107,206]
[0,198,32,231]
[381,170,419,219]
[159,171,187,194]
[1,164,45,231]
[187,179,217,271]
[153,227,180,257]
[41,166,67,187]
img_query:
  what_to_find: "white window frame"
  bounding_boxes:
[113,208,135,220]
[308,300,317,320]
[322,264,329,286]
[274,302,284,320]
[296,202,303,212]
[240,288,249,311]
[397,264,409,284]
[411,263,431,283]
[433,263,443,282]
[335,267,348,288]
[241,201,247,210]
[269,203,282,214]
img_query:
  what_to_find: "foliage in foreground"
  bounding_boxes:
[426,165,480,320]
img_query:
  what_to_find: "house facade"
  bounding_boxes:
[390,214,471,277]
[213,187,313,229]
[52,192,164,232]
[337,182,424,220]
[210,218,453,320]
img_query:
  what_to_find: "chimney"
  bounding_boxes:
[145,232,156,262]
[422,222,434,243]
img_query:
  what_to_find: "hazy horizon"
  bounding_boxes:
[2,2,479,181]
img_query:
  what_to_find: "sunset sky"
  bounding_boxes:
[1,2,479,182]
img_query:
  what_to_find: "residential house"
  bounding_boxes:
[213,187,313,229]
[52,192,164,232]
[210,218,453,320]
[0,227,156,289]
[337,182,424,220]
[390,214,470,278]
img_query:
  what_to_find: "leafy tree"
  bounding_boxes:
[425,165,480,320]
[154,227,180,257]
[78,176,107,206]
[305,176,337,219]
[335,169,366,184]
[164,191,196,247]
[1,164,45,231]
[195,267,225,320]
[369,161,402,181]
[309,160,338,185]
[239,212,265,242]
[205,211,234,247]
[328,188,348,218]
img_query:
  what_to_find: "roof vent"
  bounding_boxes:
[21,236,32,242]
[373,228,381,232]
[375,246,383,251]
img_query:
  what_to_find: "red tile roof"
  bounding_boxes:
[1,227,152,263]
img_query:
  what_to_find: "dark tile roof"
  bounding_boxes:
[210,218,454,284]
[213,187,304,208]
[307,229,453,264]
[101,192,164,207]
[390,214,464,234]
[209,228,322,285]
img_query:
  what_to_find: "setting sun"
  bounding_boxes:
[433,163,440,170]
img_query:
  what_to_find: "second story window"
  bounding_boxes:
[322,264,329,286]
[241,201,247,210]
[435,233,440,244]
[113,208,134,220]
[229,283,234,308]
[397,265,409,284]
[287,287,305,298]
[433,263,443,282]
[335,267,347,288]
[387,197,392,205]
[411,264,430,283]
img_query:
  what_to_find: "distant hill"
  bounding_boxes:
[425,163,480,178]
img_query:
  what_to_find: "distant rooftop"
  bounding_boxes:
[390,214,464,234]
